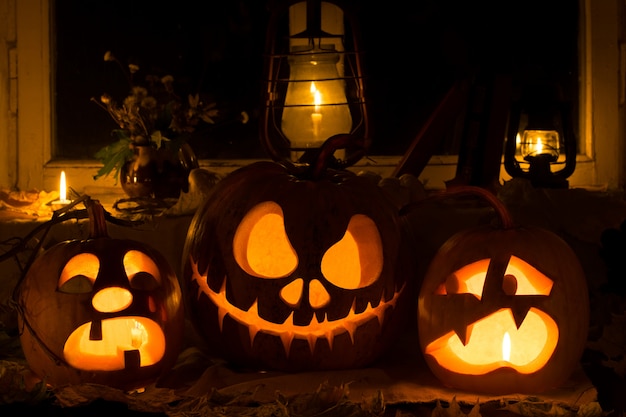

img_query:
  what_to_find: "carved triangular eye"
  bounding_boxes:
[233,201,298,278]
[435,256,553,300]
[504,256,553,296]
[321,214,383,289]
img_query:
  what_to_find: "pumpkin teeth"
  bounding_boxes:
[191,260,405,356]
[280,312,296,354]
[216,279,229,332]
[246,299,262,345]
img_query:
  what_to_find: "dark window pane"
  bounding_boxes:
[54,0,269,160]
[54,1,578,160]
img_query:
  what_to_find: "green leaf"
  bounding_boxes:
[93,137,133,183]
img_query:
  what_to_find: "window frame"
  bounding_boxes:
[11,0,620,194]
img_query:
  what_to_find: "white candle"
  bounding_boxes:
[59,171,68,202]
[311,85,323,138]
[51,170,71,206]
[502,332,511,362]
[131,322,143,348]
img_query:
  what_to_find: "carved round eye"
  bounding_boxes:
[124,250,161,290]
[233,201,298,278]
[321,214,383,289]
[58,253,99,293]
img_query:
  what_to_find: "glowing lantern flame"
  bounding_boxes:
[312,83,322,113]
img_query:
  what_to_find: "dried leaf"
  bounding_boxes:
[576,402,603,417]
[0,360,50,405]
[467,402,482,417]
[431,397,481,417]
[502,400,572,417]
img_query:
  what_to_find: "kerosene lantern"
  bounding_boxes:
[504,84,576,188]
[261,0,368,167]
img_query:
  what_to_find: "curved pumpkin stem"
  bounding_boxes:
[310,133,363,179]
[401,185,514,230]
[444,186,514,229]
[86,199,110,238]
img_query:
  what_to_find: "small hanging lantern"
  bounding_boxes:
[261,0,368,167]
[504,84,576,188]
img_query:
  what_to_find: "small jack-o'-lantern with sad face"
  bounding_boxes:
[17,201,184,391]
[418,187,589,395]
[183,139,411,372]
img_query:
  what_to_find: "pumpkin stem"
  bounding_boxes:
[401,185,514,229]
[310,134,364,179]
[86,198,110,238]
[443,186,514,229]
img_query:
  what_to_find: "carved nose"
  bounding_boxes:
[308,279,330,309]
[279,279,330,309]
[92,287,133,312]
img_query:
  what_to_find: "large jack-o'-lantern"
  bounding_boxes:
[16,200,184,391]
[183,135,411,371]
[418,187,589,395]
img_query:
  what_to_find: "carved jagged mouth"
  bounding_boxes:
[190,261,404,355]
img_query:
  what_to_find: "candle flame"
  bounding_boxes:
[311,82,322,113]
[534,138,544,154]
[502,332,511,362]
[60,171,67,201]
[131,320,144,348]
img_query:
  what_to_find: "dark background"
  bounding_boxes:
[54,0,579,160]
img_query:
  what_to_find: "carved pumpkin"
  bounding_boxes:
[418,187,589,394]
[183,135,411,371]
[17,201,184,391]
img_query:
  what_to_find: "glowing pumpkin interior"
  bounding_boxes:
[233,200,384,308]
[424,256,558,375]
[191,200,405,355]
[58,250,166,371]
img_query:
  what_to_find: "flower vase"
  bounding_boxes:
[120,144,158,198]
[153,143,199,199]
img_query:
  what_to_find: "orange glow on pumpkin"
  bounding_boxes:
[57,250,169,372]
[234,201,298,278]
[425,255,558,376]
[187,200,397,356]
[424,308,558,374]
[190,261,404,356]
[63,317,165,371]
[321,213,383,289]
[435,257,554,299]
[233,201,384,290]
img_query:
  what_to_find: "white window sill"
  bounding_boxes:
[42,155,601,207]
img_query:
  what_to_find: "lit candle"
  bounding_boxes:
[131,321,143,348]
[534,138,544,155]
[502,332,511,362]
[310,82,323,138]
[59,170,68,202]
[51,170,71,207]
